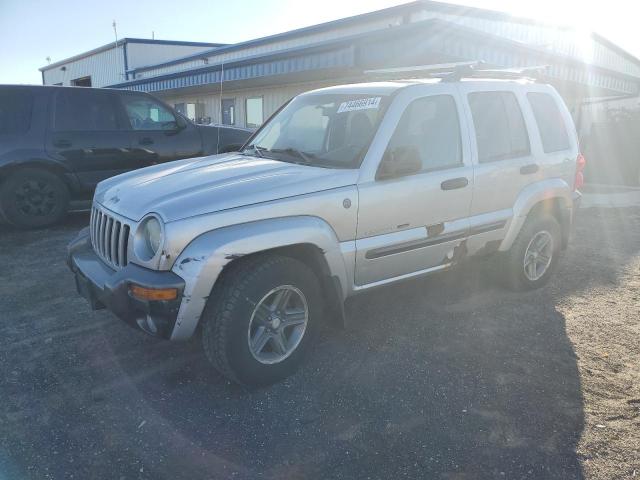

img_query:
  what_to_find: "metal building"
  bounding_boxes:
[40,38,224,88]
[41,0,640,134]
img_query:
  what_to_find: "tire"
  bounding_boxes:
[0,168,70,228]
[503,214,561,291]
[201,254,322,386]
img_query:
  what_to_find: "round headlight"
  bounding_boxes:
[135,215,163,261]
[144,217,162,255]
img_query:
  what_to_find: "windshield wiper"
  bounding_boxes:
[270,148,316,164]
[242,144,268,158]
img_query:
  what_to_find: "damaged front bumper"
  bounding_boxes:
[67,228,185,339]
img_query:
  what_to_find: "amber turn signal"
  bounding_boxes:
[129,285,178,301]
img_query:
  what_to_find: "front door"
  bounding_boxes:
[45,88,133,191]
[355,92,474,286]
[118,92,202,166]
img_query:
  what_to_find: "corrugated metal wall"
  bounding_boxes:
[158,79,336,127]
[126,43,219,71]
[410,10,640,78]
[42,42,219,87]
[133,17,403,79]
[42,45,125,87]
[131,8,640,83]
[125,46,354,94]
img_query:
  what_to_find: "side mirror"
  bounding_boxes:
[376,145,422,180]
[164,115,187,135]
[175,114,188,130]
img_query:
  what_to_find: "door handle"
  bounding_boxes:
[139,137,154,146]
[520,163,539,175]
[53,139,72,148]
[440,177,469,190]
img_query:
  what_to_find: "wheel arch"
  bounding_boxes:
[0,157,78,192]
[169,216,350,340]
[500,179,574,251]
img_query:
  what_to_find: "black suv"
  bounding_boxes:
[0,85,252,228]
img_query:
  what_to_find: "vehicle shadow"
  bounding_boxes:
[70,259,587,479]
[4,207,638,479]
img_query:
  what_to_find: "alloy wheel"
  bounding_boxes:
[523,230,554,281]
[247,285,309,364]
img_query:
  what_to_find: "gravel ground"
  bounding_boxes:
[0,207,638,480]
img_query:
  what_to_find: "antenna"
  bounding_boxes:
[112,20,125,80]
[112,20,118,44]
[216,62,224,153]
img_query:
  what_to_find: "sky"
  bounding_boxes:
[1,0,639,85]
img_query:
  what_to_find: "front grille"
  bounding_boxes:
[90,206,131,269]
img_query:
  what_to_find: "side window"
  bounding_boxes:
[0,90,33,134]
[121,95,177,131]
[386,95,462,172]
[468,91,530,163]
[54,90,119,131]
[527,92,571,153]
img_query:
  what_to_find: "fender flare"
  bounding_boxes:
[500,178,573,251]
[169,215,349,340]
[0,154,79,191]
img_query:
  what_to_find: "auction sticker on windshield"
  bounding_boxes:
[337,97,382,113]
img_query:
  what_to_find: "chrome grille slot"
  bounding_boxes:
[89,205,130,269]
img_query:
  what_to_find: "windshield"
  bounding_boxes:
[241,93,390,168]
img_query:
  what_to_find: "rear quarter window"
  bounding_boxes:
[527,92,571,153]
[54,89,119,131]
[0,90,33,134]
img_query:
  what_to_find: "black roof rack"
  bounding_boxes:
[363,61,549,82]
[438,62,549,82]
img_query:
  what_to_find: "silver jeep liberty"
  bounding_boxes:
[68,77,584,386]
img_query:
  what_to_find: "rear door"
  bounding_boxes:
[0,87,40,163]
[45,88,133,191]
[118,92,203,165]
[458,84,538,252]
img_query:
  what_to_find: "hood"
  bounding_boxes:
[94,153,358,222]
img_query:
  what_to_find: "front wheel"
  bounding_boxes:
[503,214,561,291]
[201,254,322,386]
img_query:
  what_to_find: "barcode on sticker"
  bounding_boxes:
[337,97,381,113]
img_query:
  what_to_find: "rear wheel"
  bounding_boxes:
[201,254,322,386]
[503,214,561,291]
[0,168,69,228]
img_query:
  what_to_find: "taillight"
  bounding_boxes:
[574,153,586,191]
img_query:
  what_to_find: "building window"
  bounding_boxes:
[245,97,263,128]
[222,98,236,125]
[71,76,92,87]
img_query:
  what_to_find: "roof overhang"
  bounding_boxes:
[109,19,640,97]
[40,38,225,72]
